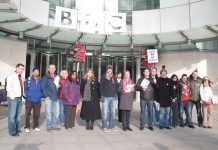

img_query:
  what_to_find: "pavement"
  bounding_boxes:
[0,101,218,150]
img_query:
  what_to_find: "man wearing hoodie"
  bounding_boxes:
[100,65,118,133]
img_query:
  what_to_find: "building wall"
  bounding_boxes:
[155,50,218,96]
[0,37,27,85]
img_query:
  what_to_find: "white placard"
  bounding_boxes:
[147,49,159,63]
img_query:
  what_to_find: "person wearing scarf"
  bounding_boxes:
[118,71,134,131]
[80,68,101,130]
[100,65,118,133]
[179,74,195,128]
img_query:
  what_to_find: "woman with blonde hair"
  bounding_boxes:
[80,68,101,130]
[58,70,68,126]
[200,76,214,128]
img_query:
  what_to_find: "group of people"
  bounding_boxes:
[6,63,215,137]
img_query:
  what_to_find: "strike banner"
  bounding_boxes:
[147,49,158,63]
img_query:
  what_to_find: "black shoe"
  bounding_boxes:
[139,127,144,131]
[180,124,185,127]
[208,126,212,129]
[90,125,94,130]
[126,127,133,131]
[165,126,171,130]
[159,126,164,130]
[17,130,22,133]
[47,127,52,132]
[11,133,19,137]
[188,125,195,129]
[198,123,203,127]
[148,127,154,131]
[123,128,127,131]
[203,125,207,128]
[54,127,61,131]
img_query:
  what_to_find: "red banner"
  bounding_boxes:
[141,51,154,68]
[73,44,86,62]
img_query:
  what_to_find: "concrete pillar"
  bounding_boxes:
[30,51,36,76]
[136,56,141,101]
[115,57,118,73]
[46,54,50,74]
[98,57,102,82]
[123,57,127,73]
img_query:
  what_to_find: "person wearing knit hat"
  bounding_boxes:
[100,65,118,133]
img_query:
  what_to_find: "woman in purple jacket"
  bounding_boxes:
[63,70,80,132]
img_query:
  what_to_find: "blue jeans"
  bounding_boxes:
[180,101,192,126]
[153,101,160,122]
[140,100,154,128]
[159,107,171,127]
[8,97,22,135]
[59,99,66,125]
[102,97,116,129]
[45,98,60,128]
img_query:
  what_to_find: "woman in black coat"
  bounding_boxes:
[80,68,101,130]
[170,74,182,127]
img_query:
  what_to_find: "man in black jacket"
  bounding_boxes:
[136,68,155,131]
[100,65,118,133]
[156,69,172,129]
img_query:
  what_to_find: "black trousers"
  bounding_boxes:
[25,101,41,129]
[121,110,131,129]
[65,105,76,129]
[118,97,122,122]
[190,100,203,125]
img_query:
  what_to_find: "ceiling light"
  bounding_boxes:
[19,32,23,39]
[47,37,51,43]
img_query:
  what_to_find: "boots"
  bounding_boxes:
[86,121,90,130]
[90,121,94,130]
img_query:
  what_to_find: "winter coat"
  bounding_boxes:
[135,76,155,100]
[100,74,118,97]
[156,77,172,107]
[24,76,43,103]
[41,75,59,101]
[170,81,182,101]
[189,78,202,101]
[80,79,100,102]
[118,80,134,110]
[63,79,80,105]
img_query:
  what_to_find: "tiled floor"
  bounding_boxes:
[0,101,218,150]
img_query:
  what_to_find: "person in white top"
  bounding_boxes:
[6,63,25,136]
[200,76,214,128]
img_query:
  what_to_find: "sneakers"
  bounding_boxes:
[72,127,78,131]
[103,128,109,133]
[111,128,119,132]
[25,128,31,133]
[34,128,41,132]
[67,128,74,132]
[47,127,52,132]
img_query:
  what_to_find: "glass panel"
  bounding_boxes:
[25,54,31,78]
[41,54,47,77]
[119,0,133,11]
